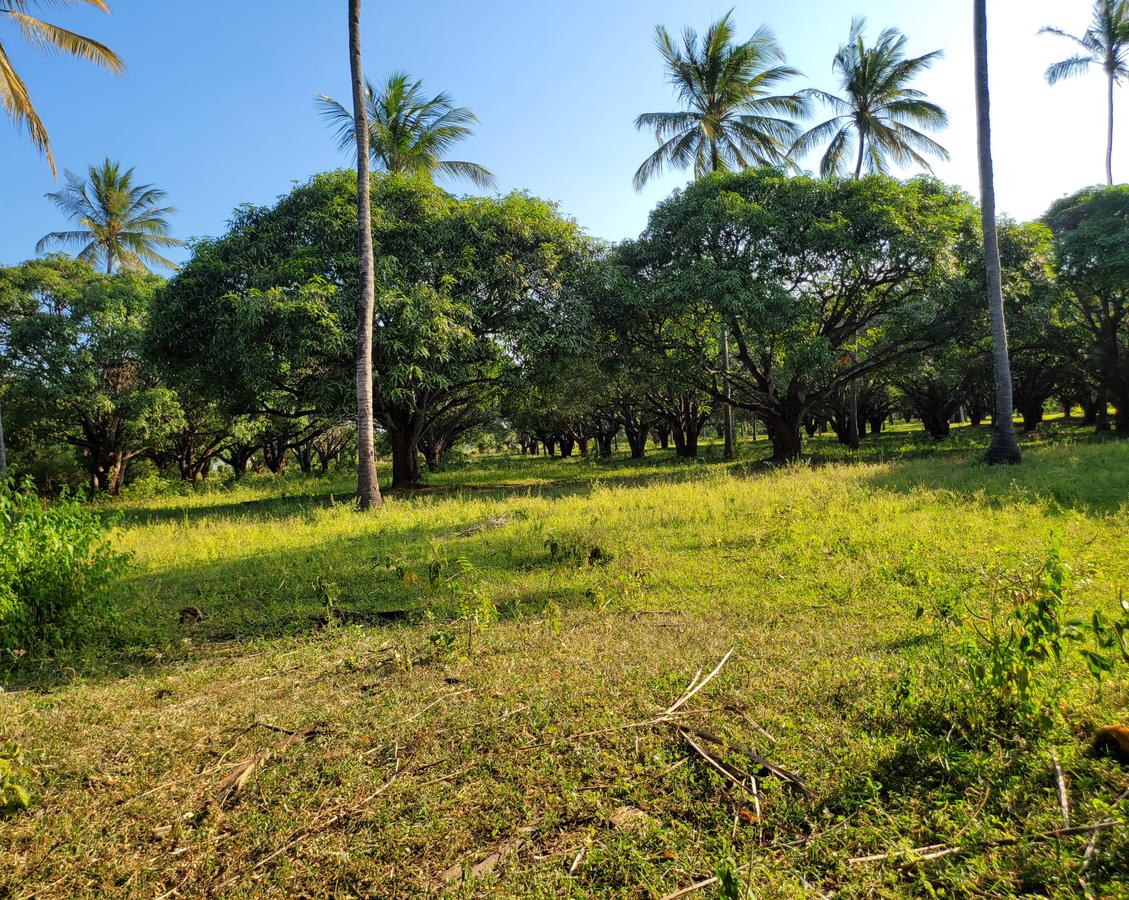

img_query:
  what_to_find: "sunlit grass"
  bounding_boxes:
[3,425,1127,897]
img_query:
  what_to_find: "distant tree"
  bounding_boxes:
[1044,185,1129,432]
[634,170,976,461]
[149,172,590,490]
[792,18,948,178]
[1041,0,1129,185]
[36,159,181,274]
[0,0,123,175]
[975,0,1022,464]
[317,71,495,190]
[633,11,807,190]
[634,10,801,458]
[0,257,180,493]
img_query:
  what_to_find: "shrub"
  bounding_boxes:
[0,480,128,660]
[904,542,1128,739]
[0,741,33,816]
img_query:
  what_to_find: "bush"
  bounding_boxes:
[0,741,32,816]
[0,480,128,660]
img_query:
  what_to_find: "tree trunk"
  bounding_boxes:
[768,417,803,461]
[974,0,1021,465]
[1020,399,1044,433]
[296,442,314,474]
[655,425,670,450]
[721,328,735,459]
[597,432,615,457]
[350,0,383,510]
[559,437,575,457]
[389,427,421,489]
[1108,71,1115,187]
[854,131,866,178]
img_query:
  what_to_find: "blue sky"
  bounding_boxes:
[1,0,1122,267]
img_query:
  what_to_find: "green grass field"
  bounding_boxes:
[3,424,1129,898]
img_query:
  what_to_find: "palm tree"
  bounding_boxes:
[36,159,181,273]
[1,0,123,175]
[1041,0,1129,185]
[347,0,382,511]
[791,18,949,178]
[316,72,495,190]
[634,10,806,460]
[975,0,1021,465]
[632,11,807,190]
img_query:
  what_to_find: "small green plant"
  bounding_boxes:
[425,553,496,653]
[0,741,32,816]
[908,541,1126,736]
[545,535,612,567]
[315,576,340,621]
[0,480,128,660]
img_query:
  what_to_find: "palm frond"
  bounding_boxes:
[434,160,496,190]
[1045,54,1095,83]
[6,11,123,72]
[0,42,54,173]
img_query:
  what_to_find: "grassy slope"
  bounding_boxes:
[2,426,1128,897]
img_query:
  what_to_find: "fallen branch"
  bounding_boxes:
[664,649,733,717]
[681,726,813,799]
[1080,786,1129,894]
[213,721,328,807]
[848,819,1123,866]
[1051,748,1070,828]
[442,514,510,539]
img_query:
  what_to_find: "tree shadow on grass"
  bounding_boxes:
[111,453,729,529]
[1,513,598,692]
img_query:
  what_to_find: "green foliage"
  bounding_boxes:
[0,257,180,493]
[633,10,807,187]
[908,541,1127,737]
[1044,185,1129,429]
[0,741,32,817]
[627,169,977,457]
[0,480,127,659]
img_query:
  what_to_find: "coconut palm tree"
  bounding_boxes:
[634,11,806,460]
[1041,0,1129,185]
[975,0,1021,464]
[316,72,495,190]
[347,0,382,511]
[632,11,807,190]
[791,18,949,178]
[1,0,123,175]
[36,159,181,274]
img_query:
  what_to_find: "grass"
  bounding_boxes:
[2,423,1128,897]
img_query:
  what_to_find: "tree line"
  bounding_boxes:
[1,2,1128,496]
[1,168,1126,493]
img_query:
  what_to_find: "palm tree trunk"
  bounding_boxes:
[854,131,866,178]
[721,328,734,459]
[974,0,1021,464]
[706,143,735,460]
[848,334,859,449]
[349,0,383,510]
[1107,70,1115,186]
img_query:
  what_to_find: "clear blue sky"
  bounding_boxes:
[1,0,1122,267]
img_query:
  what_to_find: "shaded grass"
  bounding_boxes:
[2,427,1128,897]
